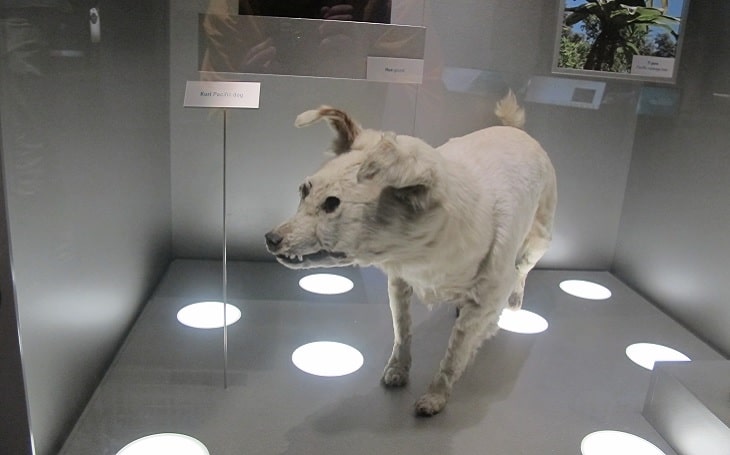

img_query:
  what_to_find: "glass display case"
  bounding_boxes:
[1,1,728,454]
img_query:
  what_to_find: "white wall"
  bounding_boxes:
[614,0,730,357]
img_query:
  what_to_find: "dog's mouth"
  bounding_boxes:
[275,250,348,267]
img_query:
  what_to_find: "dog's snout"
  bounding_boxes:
[265,231,283,251]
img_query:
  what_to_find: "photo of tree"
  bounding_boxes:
[556,0,685,79]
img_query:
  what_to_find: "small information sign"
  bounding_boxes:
[366,57,424,84]
[184,81,261,108]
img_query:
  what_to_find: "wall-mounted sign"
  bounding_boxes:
[184,81,261,109]
[553,0,690,83]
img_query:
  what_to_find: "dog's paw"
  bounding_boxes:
[508,290,524,309]
[381,366,409,388]
[414,393,447,417]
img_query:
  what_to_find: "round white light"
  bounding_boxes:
[581,430,665,455]
[176,301,241,329]
[299,274,354,295]
[559,280,612,300]
[498,308,548,334]
[625,343,691,370]
[291,341,364,377]
[117,433,209,455]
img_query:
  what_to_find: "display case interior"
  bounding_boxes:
[1,1,728,454]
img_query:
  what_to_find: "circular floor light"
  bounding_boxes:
[292,341,364,377]
[498,308,548,334]
[299,273,354,295]
[176,301,241,329]
[117,433,209,455]
[625,343,690,370]
[581,430,665,455]
[559,280,612,300]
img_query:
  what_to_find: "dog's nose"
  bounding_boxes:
[265,231,283,251]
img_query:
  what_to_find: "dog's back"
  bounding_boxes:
[432,93,557,303]
[437,93,555,224]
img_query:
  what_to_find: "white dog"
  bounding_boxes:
[265,92,557,416]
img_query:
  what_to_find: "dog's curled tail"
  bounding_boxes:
[494,90,525,129]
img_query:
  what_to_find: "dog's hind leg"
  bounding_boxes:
[508,229,551,310]
[415,298,503,416]
[508,184,556,309]
[382,276,413,388]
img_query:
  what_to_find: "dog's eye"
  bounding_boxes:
[321,196,341,214]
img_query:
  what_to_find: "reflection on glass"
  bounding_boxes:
[200,0,426,79]
[237,1,391,23]
[0,3,99,197]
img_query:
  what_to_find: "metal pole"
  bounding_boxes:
[223,109,229,389]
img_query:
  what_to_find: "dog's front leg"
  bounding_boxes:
[381,276,412,388]
[415,301,500,416]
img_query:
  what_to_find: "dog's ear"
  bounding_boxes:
[357,134,435,187]
[295,106,362,155]
[356,133,397,182]
[357,134,437,214]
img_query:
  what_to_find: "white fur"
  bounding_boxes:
[266,92,557,416]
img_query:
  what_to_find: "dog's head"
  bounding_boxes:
[265,106,442,269]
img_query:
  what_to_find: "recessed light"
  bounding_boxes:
[581,430,665,455]
[291,341,364,377]
[625,343,690,370]
[117,433,209,455]
[498,308,548,334]
[176,301,241,329]
[299,273,354,295]
[559,280,612,300]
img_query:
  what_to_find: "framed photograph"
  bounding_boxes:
[553,0,690,83]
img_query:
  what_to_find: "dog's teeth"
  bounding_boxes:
[297,255,303,261]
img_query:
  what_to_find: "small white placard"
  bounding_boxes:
[366,57,424,84]
[526,76,605,110]
[184,81,261,108]
[631,56,675,79]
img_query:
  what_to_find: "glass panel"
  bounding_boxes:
[0,3,173,454]
[0,1,728,455]
[198,14,426,79]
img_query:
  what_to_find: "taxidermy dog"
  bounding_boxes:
[265,92,557,416]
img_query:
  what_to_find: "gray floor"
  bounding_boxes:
[61,260,723,454]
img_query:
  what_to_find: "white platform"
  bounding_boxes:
[61,260,724,454]
[644,361,730,455]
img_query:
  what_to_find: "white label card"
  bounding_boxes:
[184,81,261,108]
[630,56,675,79]
[366,57,424,84]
